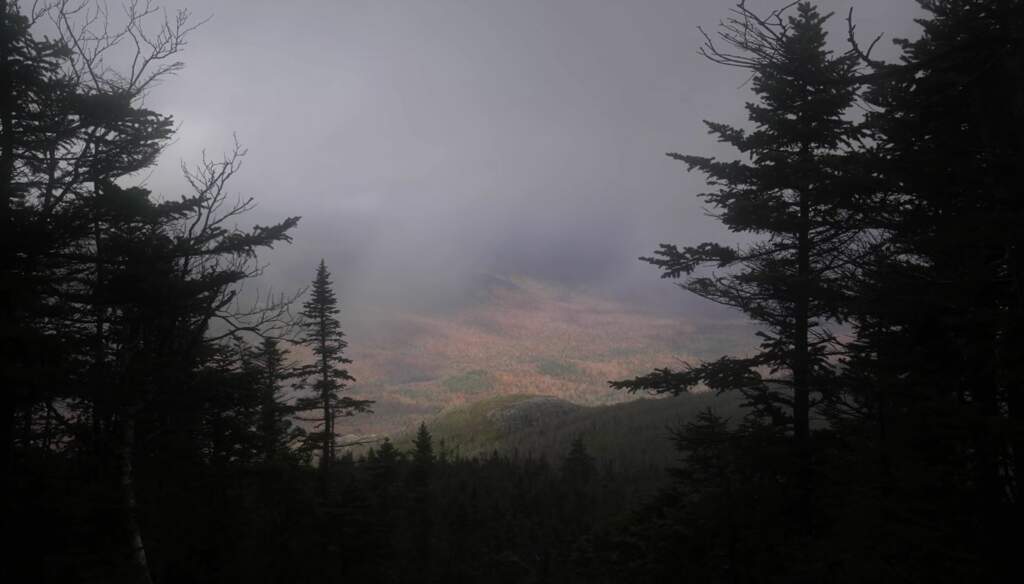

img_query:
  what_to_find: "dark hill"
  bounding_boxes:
[394,391,743,475]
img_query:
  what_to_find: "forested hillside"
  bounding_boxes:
[391,393,742,474]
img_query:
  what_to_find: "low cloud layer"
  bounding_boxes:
[138,0,924,313]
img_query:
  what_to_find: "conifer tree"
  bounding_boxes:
[561,436,595,486]
[410,421,434,480]
[835,0,1024,575]
[613,2,863,518]
[408,421,435,576]
[367,438,402,486]
[1,0,87,490]
[294,260,371,490]
[250,338,300,462]
[0,4,237,580]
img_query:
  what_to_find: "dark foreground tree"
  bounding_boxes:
[613,1,863,527]
[0,0,77,506]
[3,3,305,581]
[2,3,194,581]
[609,1,1024,582]
[831,0,1024,577]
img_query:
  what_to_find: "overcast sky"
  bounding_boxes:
[131,0,924,310]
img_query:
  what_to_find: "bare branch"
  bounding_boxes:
[846,7,886,68]
[45,0,208,97]
[698,1,799,70]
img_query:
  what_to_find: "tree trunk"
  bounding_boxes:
[793,186,812,528]
[319,378,331,495]
[119,409,153,584]
[318,312,333,494]
[1,391,12,507]
[0,0,16,504]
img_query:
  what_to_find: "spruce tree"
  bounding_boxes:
[294,260,371,490]
[561,436,595,486]
[250,338,300,462]
[410,421,434,481]
[0,0,84,490]
[836,0,1024,576]
[0,4,228,580]
[408,421,435,577]
[613,2,863,520]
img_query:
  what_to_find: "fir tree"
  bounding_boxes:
[411,421,434,479]
[613,1,863,523]
[366,438,403,487]
[408,421,435,577]
[561,436,595,487]
[0,4,253,580]
[0,0,90,495]
[294,260,371,491]
[250,338,301,462]
[835,0,1024,576]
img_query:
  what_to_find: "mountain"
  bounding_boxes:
[391,391,744,474]
[302,275,756,438]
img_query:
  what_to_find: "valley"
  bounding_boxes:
[318,275,756,440]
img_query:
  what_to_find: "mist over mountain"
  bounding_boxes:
[9,0,1018,581]
[300,275,757,439]
[140,0,925,321]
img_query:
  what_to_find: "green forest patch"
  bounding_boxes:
[442,369,495,393]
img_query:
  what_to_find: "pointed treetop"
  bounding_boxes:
[413,422,434,464]
[302,259,340,321]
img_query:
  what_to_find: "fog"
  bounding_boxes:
[138,0,924,313]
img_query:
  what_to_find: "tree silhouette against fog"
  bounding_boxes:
[294,260,372,493]
[832,0,1024,575]
[613,2,863,524]
[249,337,302,462]
[610,1,1024,581]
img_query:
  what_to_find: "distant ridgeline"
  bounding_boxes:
[391,392,742,474]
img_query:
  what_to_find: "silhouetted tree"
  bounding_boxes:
[0,0,99,495]
[561,436,595,487]
[405,422,436,579]
[613,1,863,528]
[830,0,1024,577]
[410,421,434,482]
[294,260,371,492]
[0,4,206,581]
[250,338,301,462]
[367,438,403,487]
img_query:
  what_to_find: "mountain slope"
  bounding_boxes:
[392,391,743,473]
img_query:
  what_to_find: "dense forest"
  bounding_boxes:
[3,0,1023,582]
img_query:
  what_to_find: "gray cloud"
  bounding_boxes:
[136,0,924,311]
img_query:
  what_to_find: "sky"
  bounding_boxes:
[124,0,924,312]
